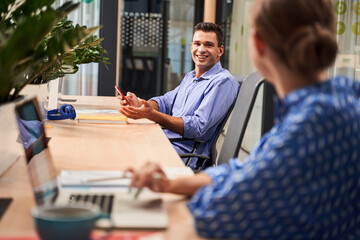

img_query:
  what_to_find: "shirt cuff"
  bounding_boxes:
[149,97,163,112]
[181,116,189,137]
[181,115,200,138]
[202,163,228,185]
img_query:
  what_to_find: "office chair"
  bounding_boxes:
[172,71,265,171]
[169,99,237,172]
[168,76,243,172]
[217,71,265,165]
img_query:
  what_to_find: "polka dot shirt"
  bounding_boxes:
[188,77,360,239]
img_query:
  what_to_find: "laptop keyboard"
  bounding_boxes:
[68,194,114,215]
[0,198,12,221]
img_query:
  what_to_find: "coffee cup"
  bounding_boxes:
[32,204,102,240]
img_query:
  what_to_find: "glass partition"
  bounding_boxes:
[118,0,196,99]
[166,0,195,91]
[224,0,264,156]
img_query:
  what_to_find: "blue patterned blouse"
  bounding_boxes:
[188,76,360,239]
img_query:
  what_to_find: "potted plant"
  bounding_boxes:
[30,18,109,85]
[0,0,108,170]
[24,17,110,111]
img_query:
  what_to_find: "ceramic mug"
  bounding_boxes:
[32,205,102,240]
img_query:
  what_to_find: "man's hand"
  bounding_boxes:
[126,162,171,193]
[119,99,154,119]
[117,92,142,107]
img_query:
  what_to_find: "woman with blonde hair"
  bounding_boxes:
[128,0,360,238]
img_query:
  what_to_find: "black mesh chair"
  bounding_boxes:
[169,97,238,172]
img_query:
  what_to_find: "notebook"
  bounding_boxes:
[77,114,128,124]
[14,97,168,229]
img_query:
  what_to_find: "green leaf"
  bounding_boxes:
[0,0,16,15]
[0,10,60,67]
[0,0,109,104]
[20,0,55,15]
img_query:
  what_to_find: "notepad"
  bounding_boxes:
[60,167,194,188]
[77,114,128,124]
[60,170,130,188]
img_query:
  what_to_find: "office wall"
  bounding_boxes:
[329,0,360,81]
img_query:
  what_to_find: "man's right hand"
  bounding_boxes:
[119,99,155,120]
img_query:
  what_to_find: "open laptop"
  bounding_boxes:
[15,97,168,229]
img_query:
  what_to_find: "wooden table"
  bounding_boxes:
[0,96,203,239]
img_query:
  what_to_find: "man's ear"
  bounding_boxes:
[253,32,265,56]
[218,45,224,58]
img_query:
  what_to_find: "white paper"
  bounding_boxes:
[75,109,119,114]
[60,170,130,188]
[60,167,193,188]
[48,78,59,110]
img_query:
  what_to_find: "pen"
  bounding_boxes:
[115,85,131,106]
[133,172,161,200]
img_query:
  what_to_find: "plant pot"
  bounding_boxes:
[0,97,25,176]
[21,83,50,119]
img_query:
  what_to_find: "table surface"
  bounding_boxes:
[0,95,203,239]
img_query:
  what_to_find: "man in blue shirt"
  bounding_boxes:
[119,23,239,170]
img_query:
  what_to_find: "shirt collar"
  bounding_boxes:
[191,61,222,81]
[275,79,330,122]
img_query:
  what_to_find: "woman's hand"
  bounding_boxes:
[125,162,213,196]
[126,162,171,193]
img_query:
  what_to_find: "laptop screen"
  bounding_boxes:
[15,97,59,206]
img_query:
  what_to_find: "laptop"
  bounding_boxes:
[15,97,168,229]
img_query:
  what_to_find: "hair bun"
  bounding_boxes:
[284,23,338,73]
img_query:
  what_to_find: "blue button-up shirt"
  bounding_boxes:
[188,76,360,239]
[151,62,239,169]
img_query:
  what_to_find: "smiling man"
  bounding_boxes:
[119,22,239,170]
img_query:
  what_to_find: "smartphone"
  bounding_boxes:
[115,86,131,106]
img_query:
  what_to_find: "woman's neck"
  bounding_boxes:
[269,65,327,99]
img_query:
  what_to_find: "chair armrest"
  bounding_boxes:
[179,153,210,160]
[179,153,212,173]
[169,138,204,143]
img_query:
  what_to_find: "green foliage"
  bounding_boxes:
[0,0,109,104]
[30,19,109,84]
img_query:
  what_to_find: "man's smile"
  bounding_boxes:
[196,54,209,60]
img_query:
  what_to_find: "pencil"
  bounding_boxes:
[133,172,161,200]
[134,188,142,199]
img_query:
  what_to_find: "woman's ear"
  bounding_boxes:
[253,32,266,56]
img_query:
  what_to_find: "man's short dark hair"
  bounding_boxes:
[194,22,223,47]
